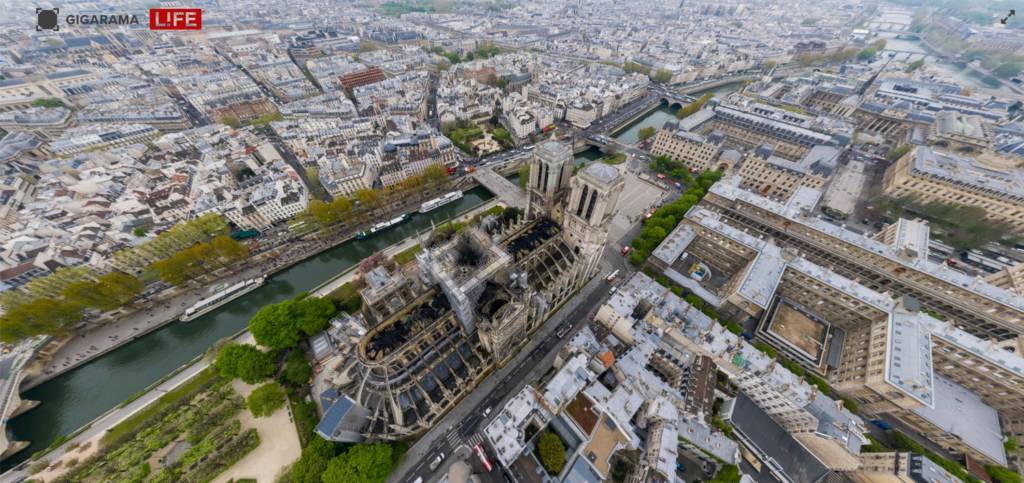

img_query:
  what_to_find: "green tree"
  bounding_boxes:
[623,61,651,76]
[537,431,566,475]
[906,59,925,72]
[62,272,143,311]
[0,298,82,343]
[221,116,241,128]
[295,297,337,337]
[290,436,337,483]
[709,464,741,483]
[150,235,248,286]
[247,382,287,417]
[676,93,713,119]
[321,444,393,483]
[133,226,149,237]
[355,188,381,210]
[857,47,878,60]
[886,144,913,162]
[491,127,513,147]
[251,111,283,127]
[283,350,313,386]
[637,126,657,141]
[210,235,249,264]
[32,98,65,108]
[652,69,673,83]
[993,62,1023,78]
[249,298,336,350]
[518,164,530,189]
[986,465,1022,483]
[249,302,302,350]
[214,343,275,384]
[98,271,144,306]
[422,164,449,188]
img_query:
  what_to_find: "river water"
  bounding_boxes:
[613,81,745,144]
[2,185,496,471]
[880,36,1013,95]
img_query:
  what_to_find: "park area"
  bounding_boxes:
[33,369,263,482]
[445,121,514,155]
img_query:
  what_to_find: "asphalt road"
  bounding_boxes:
[391,248,629,483]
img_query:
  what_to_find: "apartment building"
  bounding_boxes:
[928,111,991,152]
[0,107,74,140]
[831,299,1010,467]
[221,178,309,230]
[681,102,838,162]
[697,179,1022,340]
[0,69,100,112]
[651,204,895,377]
[565,100,599,129]
[76,100,190,132]
[318,157,374,198]
[50,124,159,156]
[338,66,386,93]
[649,128,728,172]
[883,146,1024,233]
[651,200,1019,468]
[735,144,838,200]
[600,273,866,473]
[985,263,1024,297]
[485,300,737,482]
[376,132,457,187]
[847,452,962,483]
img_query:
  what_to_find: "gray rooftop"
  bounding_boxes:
[707,180,1024,312]
[886,312,935,407]
[581,162,621,185]
[911,375,1007,466]
[726,393,831,483]
[909,146,1023,201]
[651,223,696,266]
[536,139,572,164]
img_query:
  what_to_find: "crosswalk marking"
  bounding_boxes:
[445,431,459,446]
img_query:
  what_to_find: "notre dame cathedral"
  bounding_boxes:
[318,140,624,441]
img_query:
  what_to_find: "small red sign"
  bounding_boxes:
[149,8,202,30]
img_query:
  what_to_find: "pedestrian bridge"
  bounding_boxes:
[471,167,526,209]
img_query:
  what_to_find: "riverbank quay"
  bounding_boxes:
[20,179,487,390]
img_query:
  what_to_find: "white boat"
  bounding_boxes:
[419,191,464,213]
[180,275,266,322]
[370,213,410,234]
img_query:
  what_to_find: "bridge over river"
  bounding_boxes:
[471,167,526,209]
